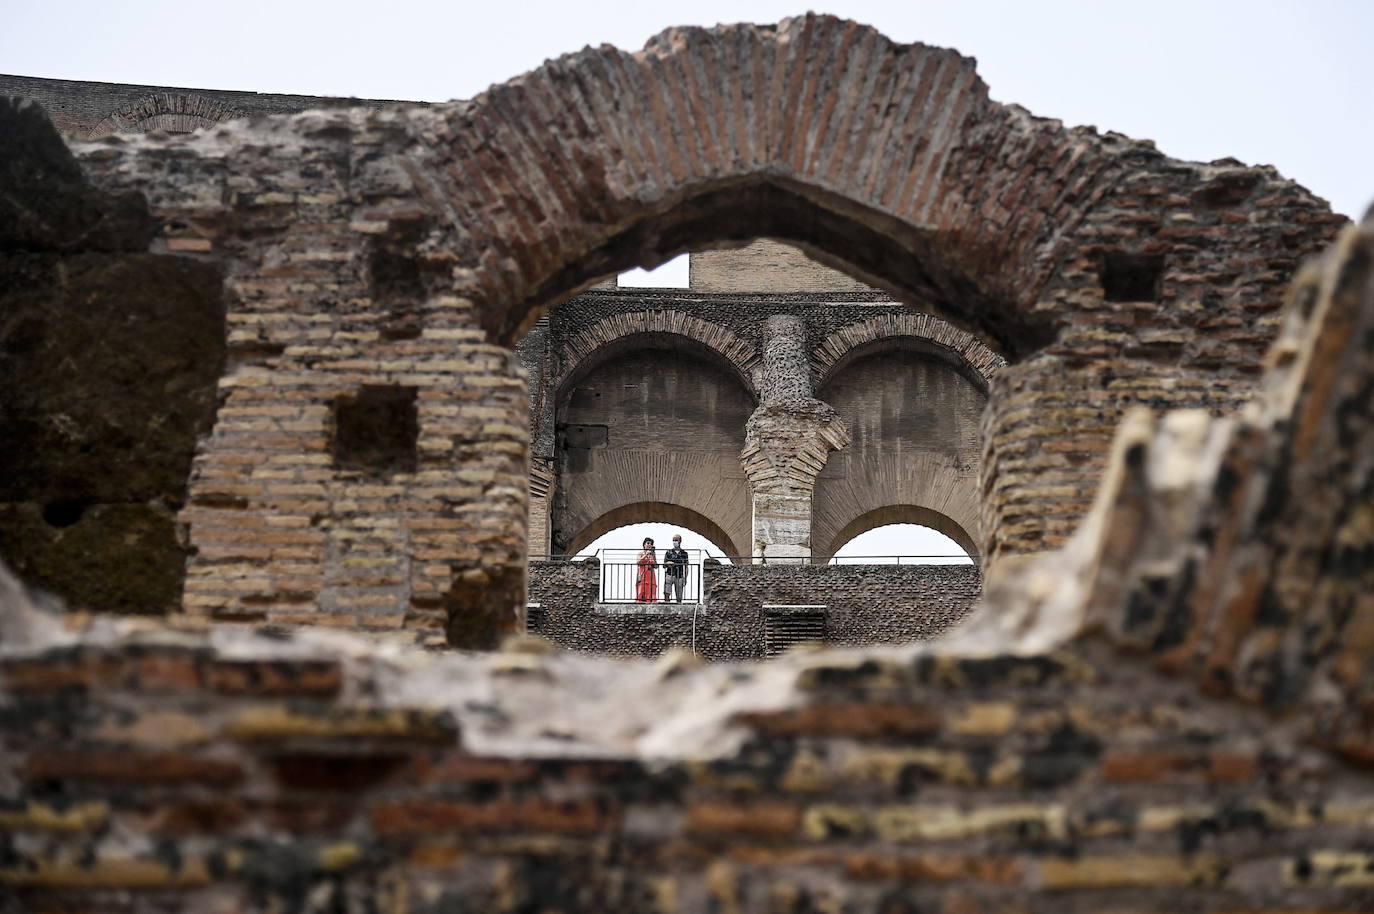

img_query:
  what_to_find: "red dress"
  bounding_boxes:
[635,551,657,602]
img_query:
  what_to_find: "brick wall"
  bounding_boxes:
[2,17,1374,912]
[689,238,875,292]
[528,560,980,659]
[4,618,1371,912]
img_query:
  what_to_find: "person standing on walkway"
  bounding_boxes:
[662,534,688,603]
[635,537,658,602]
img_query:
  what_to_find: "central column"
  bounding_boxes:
[741,315,850,563]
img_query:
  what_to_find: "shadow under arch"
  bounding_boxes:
[819,504,979,564]
[817,335,994,398]
[565,502,743,560]
[555,325,759,405]
[508,179,1060,359]
[813,312,1006,396]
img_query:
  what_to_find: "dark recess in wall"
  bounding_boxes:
[332,386,419,475]
[1101,251,1165,302]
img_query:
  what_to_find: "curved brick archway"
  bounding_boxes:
[84,92,245,139]
[812,312,1006,391]
[417,15,1131,357]
[819,503,979,563]
[564,501,743,559]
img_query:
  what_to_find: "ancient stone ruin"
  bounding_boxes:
[2,15,1372,913]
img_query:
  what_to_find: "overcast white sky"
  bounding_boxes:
[8,0,1370,559]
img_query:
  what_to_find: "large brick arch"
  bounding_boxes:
[415,14,1130,356]
[820,503,978,562]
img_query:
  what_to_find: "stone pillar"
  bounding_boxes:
[741,315,849,563]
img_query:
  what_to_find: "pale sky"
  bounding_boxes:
[8,0,1369,560]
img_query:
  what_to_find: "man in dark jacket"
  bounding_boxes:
[662,534,689,603]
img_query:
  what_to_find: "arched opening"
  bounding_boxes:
[503,178,1058,358]
[550,335,755,560]
[554,330,758,405]
[572,520,733,562]
[564,501,742,560]
[571,513,735,607]
[812,346,987,562]
[830,521,975,565]
[820,505,979,565]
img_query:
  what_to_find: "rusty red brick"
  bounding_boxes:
[207,659,343,696]
[738,703,942,739]
[21,750,244,786]
[370,798,611,836]
[685,801,801,839]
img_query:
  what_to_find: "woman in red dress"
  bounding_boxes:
[635,537,658,603]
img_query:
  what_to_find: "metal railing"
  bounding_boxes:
[821,554,976,566]
[531,552,975,565]
[599,562,703,604]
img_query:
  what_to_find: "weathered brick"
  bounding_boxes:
[371,798,610,835]
[1037,854,1225,889]
[686,801,802,839]
[20,750,244,786]
[207,659,343,695]
[222,705,457,742]
[738,703,942,739]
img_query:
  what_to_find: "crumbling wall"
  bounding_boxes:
[2,611,1370,912]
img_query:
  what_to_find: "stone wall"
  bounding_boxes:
[689,238,875,292]
[0,73,412,139]
[528,560,980,659]
[553,344,756,557]
[813,348,985,557]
